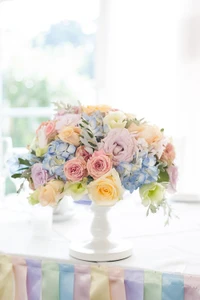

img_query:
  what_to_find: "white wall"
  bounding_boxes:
[105,0,200,195]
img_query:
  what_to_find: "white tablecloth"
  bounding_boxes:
[0,193,200,275]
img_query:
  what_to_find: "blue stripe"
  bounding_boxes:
[162,273,184,300]
[59,264,74,300]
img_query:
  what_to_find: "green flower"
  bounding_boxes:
[64,178,87,200]
[139,182,165,208]
[28,189,40,205]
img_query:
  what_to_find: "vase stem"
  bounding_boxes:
[90,204,111,241]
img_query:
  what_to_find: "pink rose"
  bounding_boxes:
[87,149,112,179]
[161,143,176,165]
[36,121,57,148]
[64,158,87,182]
[31,163,48,189]
[100,128,137,166]
[55,113,81,131]
[76,146,92,162]
[37,121,57,139]
[167,165,178,193]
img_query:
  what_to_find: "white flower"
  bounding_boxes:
[37,128,48,148]
[103,111,127,129]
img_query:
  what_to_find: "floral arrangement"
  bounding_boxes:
[10,102,178,223]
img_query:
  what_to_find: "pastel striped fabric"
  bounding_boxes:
[0,255,199,300]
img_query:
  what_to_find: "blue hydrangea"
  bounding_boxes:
[43,140,76,181]
[82,111,105,139]
[116,154,158,193]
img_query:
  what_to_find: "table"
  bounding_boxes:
[0,193,200,299]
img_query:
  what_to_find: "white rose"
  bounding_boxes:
[103,111,127,129]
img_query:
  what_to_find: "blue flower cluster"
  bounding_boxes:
[116,154,158,193]
[43,140,76,181]
[82,111,105,139]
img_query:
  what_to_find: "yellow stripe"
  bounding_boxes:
[0,256,14,300]
[90,266,111,300]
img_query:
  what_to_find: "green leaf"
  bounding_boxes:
[18,158,31,166]
[11,173,22,179]
[86,130,94,138]
[158,169,169,183]
[31,149,36,155]
[82,119,89,125]
[88,141,97,148]
[18,167,29,171]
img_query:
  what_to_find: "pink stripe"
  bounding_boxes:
[184,275,200,300]
[12,257,28,300]
[74,265,91,300]
[109,267,126,300]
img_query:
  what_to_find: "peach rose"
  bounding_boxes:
[128,122,145,134]
[38,180,64,206]
[38,184,57,206]
[82,105,111,115]
[160,143,176,165]
[87,150,112,179]
[36,121,57,139]
[129,123,163,144]
[64,158,87,182]
[48,180,64,194]
[88,168,124,206]
[58,126,81,146]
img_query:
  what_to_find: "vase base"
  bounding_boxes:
[69,239,133,262]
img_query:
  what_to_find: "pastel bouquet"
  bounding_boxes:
[10,102,177,223]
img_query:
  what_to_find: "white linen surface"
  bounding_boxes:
[0,192,200,275]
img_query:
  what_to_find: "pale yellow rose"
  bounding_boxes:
[58,126,81,146]
[38,184,57,207]
[88,168,124,206]
[82,105,111,115]
[103,111,127,129]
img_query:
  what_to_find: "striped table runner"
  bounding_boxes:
[0,255,199,300]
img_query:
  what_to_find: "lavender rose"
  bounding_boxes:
[31,163,48,189]
[100,128,137,166]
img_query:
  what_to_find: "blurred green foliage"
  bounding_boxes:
[2,20,95,148]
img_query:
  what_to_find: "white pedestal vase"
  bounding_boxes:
[53,196,74,222]
[69,203,133,262]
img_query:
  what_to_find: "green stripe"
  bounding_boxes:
[42,262,59,300]
[144,270,162,300]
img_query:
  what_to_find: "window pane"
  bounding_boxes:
[0,0,99,107]
[3,117,46,147]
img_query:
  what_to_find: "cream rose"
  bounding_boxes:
[87,168,124,206]
[58,126,81,146]
[103,111,127,129]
